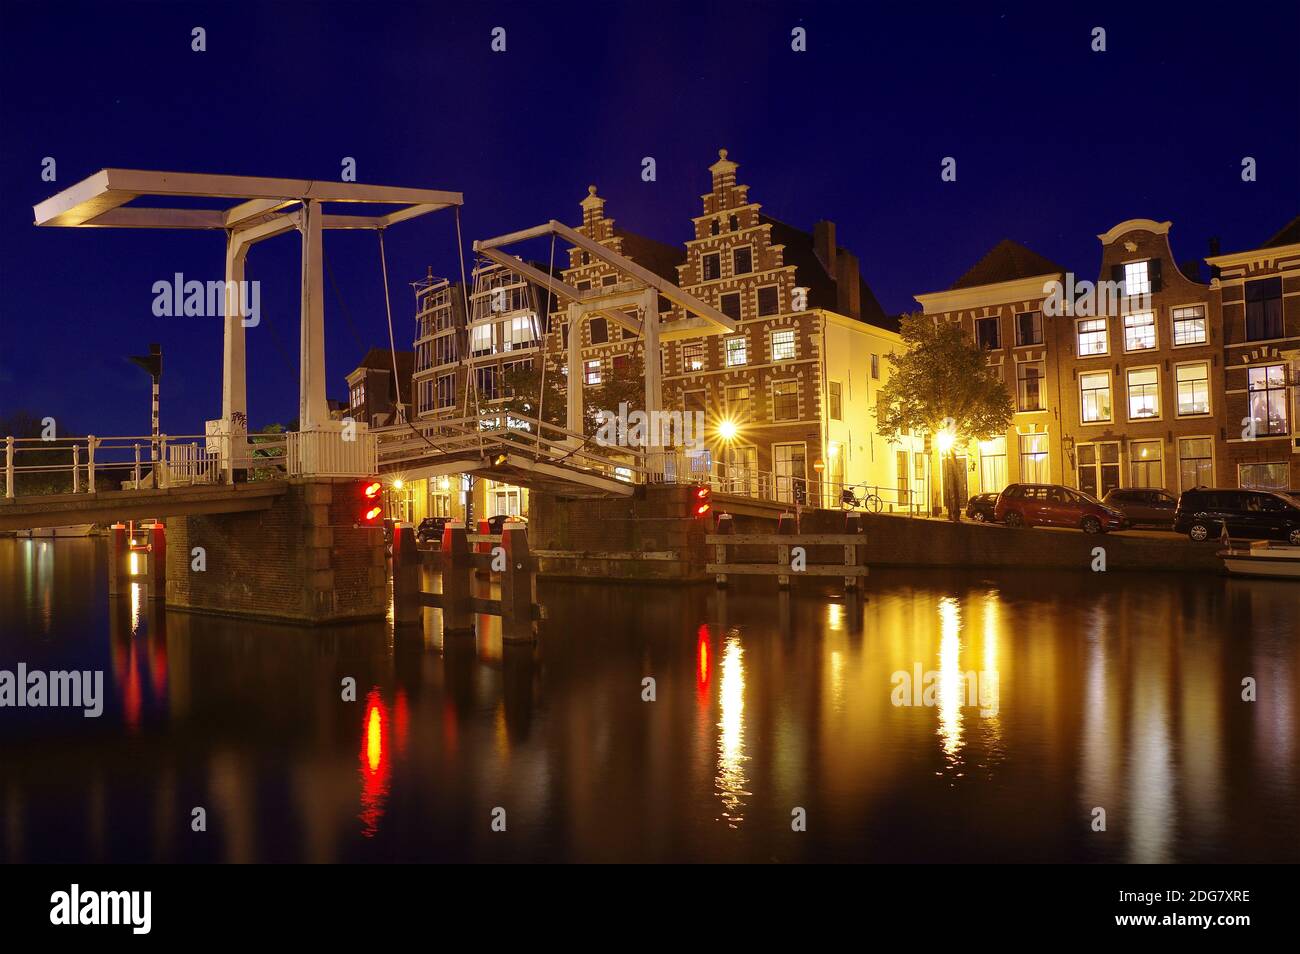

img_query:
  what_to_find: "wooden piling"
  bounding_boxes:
[392,522,421,626]
[146,522,166,600]
[107,523,130,597]
[499,524,536,643]
[440,522,474,635]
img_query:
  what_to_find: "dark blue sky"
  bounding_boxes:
[2,0,1297,436]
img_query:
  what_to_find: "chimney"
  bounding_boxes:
[836,249,862,319]
[814,220,837,277]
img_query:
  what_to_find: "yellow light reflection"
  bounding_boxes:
[936,596,963,762]
[715,634,749,827]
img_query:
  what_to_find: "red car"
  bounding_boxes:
[993,483,1128,534]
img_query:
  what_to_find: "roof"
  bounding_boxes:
[760,215,895,331]
[351,348,413,404]
[950,239,1065,290]
[612,226,685,283]
[1262,215,1300,249]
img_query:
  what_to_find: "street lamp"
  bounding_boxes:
[717,418,738,441]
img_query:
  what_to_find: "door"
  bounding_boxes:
[773,443,807,504]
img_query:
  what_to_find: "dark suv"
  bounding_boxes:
[415,516,452,547]
[1173,488,1300,544]
[1102,488,1178,528]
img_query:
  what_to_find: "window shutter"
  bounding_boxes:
[1148,258,1162,292]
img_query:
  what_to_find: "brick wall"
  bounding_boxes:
[164,478,386,623]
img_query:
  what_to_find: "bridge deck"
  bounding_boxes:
[0,481,287,532]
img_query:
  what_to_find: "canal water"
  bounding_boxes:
[1,537,1297,863]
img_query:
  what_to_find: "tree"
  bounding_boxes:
[498,351,646,439]
[873,313,1014,521]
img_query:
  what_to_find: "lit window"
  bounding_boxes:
[502,315,537,351]
[1130,439,1163,488]
[1172,305,1207,346]
[1123,311,1156,351]
[584,359,601,386]
[1247,364,1288,435]
[682,342,705,372]
[1127,367,1159,420]
[1178,438,1213,491]
[725,336,748,367]
[1080,371,1112,423]
[1124,260,1151,297]
[772,329,796,361]
[1018,433,1049,483]
[1176,363,1210,417]
[1077,318,1108,356]
[470,323,494,357]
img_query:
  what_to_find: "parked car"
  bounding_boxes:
[486,514,527,534]
[415,516,452,547]
[965,492,999,522]
[994,483,1128,533]
[1173,488,1300,544]
[1102,488,1179,528]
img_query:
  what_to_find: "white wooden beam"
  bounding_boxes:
[476,248,585,302]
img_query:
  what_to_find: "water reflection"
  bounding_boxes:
[358,689,391,837]
[2,539,1299,863]
[715,632,749,828]
[936,596,963,765]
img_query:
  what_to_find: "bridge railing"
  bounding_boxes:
[2,430,298,498]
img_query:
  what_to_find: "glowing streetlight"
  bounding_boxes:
[717,418,739,441]
[936,430,956,455]
[392,478,404,491]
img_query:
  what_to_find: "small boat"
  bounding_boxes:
[18,524,97,538]
[1218,540,1300,579]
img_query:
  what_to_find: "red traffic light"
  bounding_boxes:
[693,485,711,517]
[359,480,384,526]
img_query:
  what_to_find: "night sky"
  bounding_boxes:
[2,0,1296,437]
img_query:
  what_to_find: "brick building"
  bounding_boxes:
[658,149,901,506]
[344,347,413,428]
[914,239,1068,508]
[1055,219,1222,498]
[1208,216,1300,491]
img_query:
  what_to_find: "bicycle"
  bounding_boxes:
[840,485,884,514]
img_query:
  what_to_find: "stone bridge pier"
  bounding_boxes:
[164,478,386,623]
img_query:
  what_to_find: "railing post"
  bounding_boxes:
[87,436,96,492]
[134,443,141,487]
[72,442,80,493]
[158,435,169,488]
[4,436,13,498]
